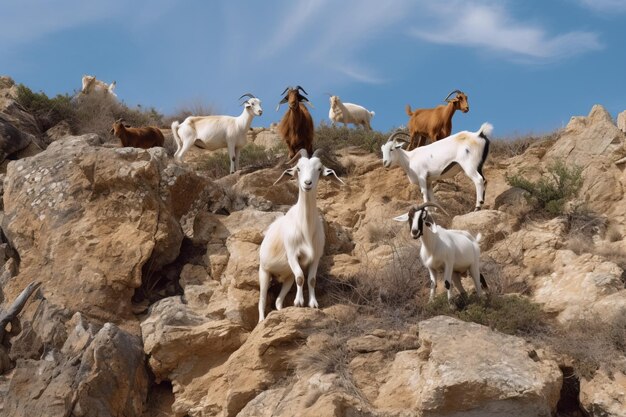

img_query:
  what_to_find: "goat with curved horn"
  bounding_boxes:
[444,90,463,102]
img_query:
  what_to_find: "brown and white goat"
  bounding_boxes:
[405,90,469,150]
[277,86,314,158]
[110,119,165,149]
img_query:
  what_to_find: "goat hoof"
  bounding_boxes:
[474,207,481,212]
[309,300,319,309]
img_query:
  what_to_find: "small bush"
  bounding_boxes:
[420,293,547,336]
[315,123,389,154]
[15,84,75,131]
[505,159,583,216]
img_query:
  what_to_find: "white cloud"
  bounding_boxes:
[409,1,603,61]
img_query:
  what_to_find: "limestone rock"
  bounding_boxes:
[533,250,626,323]
[618,110,626,134]
[44,120,73,144]
[1,137,197,325]
[4,322,147,417]
[450,209,515,249]
[580,370,626,417]
[373,316,562,417]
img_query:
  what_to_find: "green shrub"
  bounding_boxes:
[505,159,583,215]
[15,84,75,131]
[421,293,547,336]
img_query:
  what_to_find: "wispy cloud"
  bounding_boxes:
[576,0,626,13]
[257,0,412,84]
[0,1,113,45]
[409,1,603,62]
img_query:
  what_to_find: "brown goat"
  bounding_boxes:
[405,90,469,150]
[111,119,165,149]
[277,86,314,158]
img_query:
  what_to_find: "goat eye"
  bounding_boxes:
[296,168,300,172]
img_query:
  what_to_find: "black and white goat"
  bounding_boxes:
[393,202,488,302]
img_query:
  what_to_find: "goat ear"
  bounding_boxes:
[273,167,296,186]
[322,167,344,185]
[393,213,409,222]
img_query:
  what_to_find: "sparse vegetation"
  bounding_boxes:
[420,293,548,335]
[315,123,389,154]
[542,312,626,379]
[15,83,164,138]
[506,159,583,216]
[489,131,559,159]
[193,143,284,178]
[15,84,74,131]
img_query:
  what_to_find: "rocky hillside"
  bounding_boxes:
[0,76,625,416]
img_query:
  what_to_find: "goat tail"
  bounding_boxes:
[405,104,413,117]
[370,110,376,117]
[475,232,483,243]
[477,122,493,139]
[171,121,182,153]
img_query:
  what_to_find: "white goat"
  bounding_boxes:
[381,123,493,211]
[393,202,488,302]
[258,149,344,322]
[328,95,375,130]
[81,75,117,97]
[171,94,263,174]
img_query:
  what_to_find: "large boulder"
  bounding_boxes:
[1,136,210,325]
[373,316,562,417]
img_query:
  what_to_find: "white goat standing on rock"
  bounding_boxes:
[328,95,375,130]
[258,149,344,322]
[381,123,493,211]
[171,93,263,174]
[393,202,488,303]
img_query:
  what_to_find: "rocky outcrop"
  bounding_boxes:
[1,96,626,416]
[2,137,191,324]
[4,317,147,417]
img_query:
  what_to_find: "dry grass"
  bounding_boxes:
[162,100,216,126]
[489,131,560,159]
[541,312,626,379]
[192,143,284,179]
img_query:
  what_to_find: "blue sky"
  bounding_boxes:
[2,0,625,138]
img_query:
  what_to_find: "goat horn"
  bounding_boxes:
[444,90,463,102]
[275,96,288,112]
[281,87,291,96]
[312,148,323,158]
[295,85,308,95]
[414,202,450,217]
[387,130,411,143]
[238,93,256,101]
[287,149,308,165]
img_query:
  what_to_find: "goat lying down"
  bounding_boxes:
[258,149,344,322]
[393,202,488,302]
